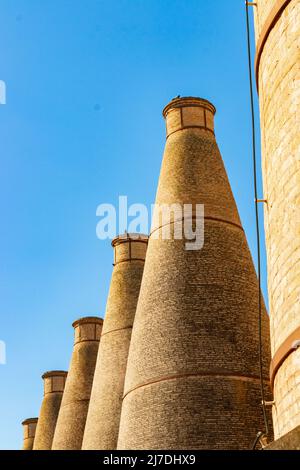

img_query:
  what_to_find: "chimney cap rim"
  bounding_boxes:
[162,96,216,118]
[72,316,104,328]
[42,370,68,380]
[111,233,149,247]
[22,418,38,426]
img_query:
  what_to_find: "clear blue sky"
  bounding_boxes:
[0,0,266,449]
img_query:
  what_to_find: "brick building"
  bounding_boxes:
[117,97,272,450]
[52,317,103,449]
[253,0,300,447]
[82,234,148,449]
[21,0,300,451]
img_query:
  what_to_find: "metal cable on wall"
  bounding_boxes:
[245,1,270,445]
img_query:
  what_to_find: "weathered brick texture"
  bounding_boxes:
[33,371,67,450]
[254,0,300,439]
[117,97,272,450]
[52,317,103,450]
[82,235,148,450]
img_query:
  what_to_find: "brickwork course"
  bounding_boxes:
[51,317,103,450]
[21,418,38,450]
[117,97,273,450]
[253,0,300,439]
[33,371,67,450]
[82,235,148,450]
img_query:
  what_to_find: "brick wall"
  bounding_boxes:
[254,0,300,439]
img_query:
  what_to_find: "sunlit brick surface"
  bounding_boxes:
[254,0,300,438]
[33,371,67,450]
[52,317,103,450]
[82,235,148,450]
[117,97,272,449]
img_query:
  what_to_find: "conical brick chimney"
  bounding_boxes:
[52,317,103,449]
[117,97,272,450]
[21,418,38,450]
[82,233,148,450]
[33,370,67,450]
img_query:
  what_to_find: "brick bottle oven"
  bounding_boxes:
[21,418,38,450]
[33,370,67,450]
[82,234,148,449]
[117,97,272,449]
[52,317,103,449]
[253,0,300,442]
